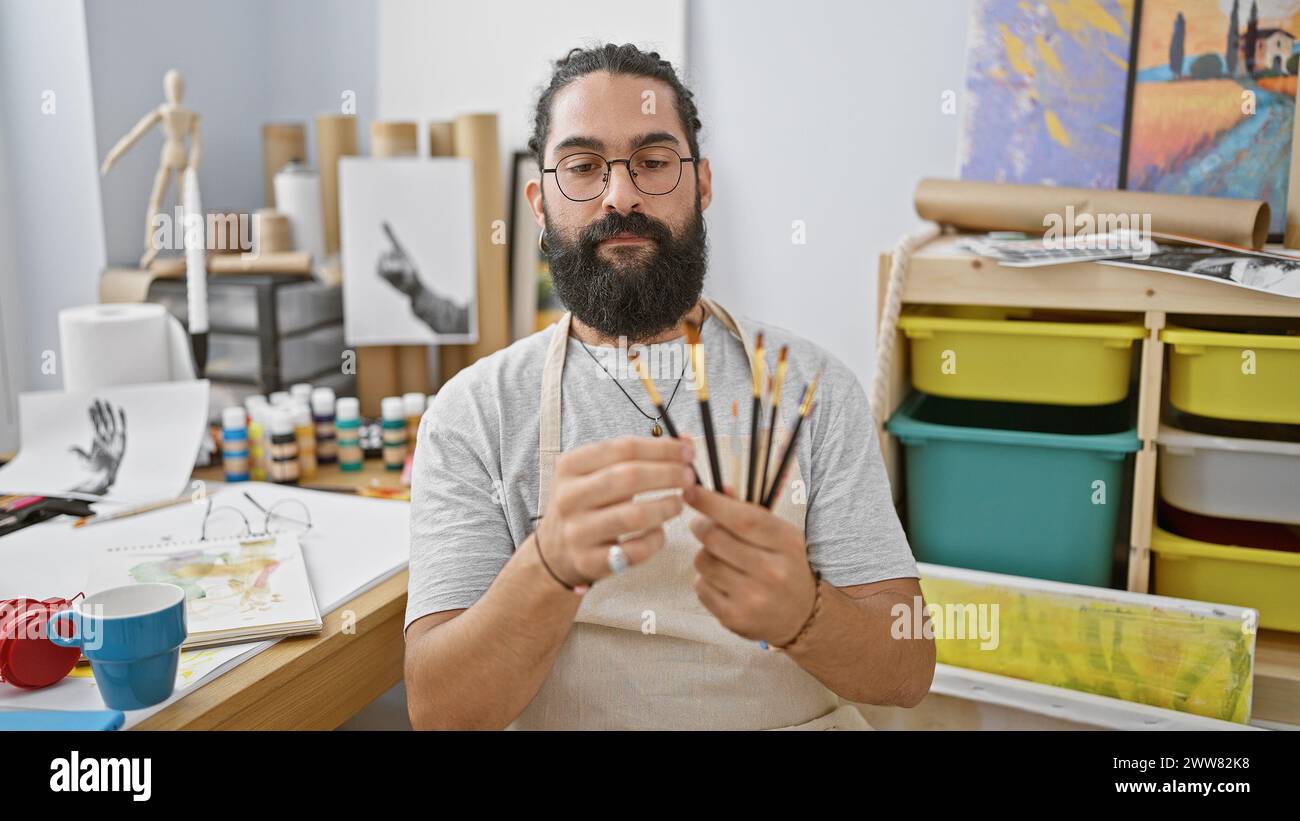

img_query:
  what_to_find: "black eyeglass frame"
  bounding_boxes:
[542,146,698,202]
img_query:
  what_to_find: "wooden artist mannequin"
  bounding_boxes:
[100,69,202,268]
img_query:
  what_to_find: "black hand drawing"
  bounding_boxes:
[68,398,127,496]
[375,221,471,335]
[377,220,420,294]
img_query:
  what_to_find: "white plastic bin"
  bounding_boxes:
[1157,425,1300,526]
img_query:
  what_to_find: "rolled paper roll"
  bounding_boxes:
[315,114,358,255]
[262,123,306,207]
[914,178,1270,250]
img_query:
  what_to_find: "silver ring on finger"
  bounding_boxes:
[607,545,630,575]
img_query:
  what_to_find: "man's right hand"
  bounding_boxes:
[537,436,696,587]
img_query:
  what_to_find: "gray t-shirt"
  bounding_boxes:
[404,310,918,633]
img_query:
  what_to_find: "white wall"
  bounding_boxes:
[688,0,969,389]
[377,0,969,390]
[0,0,106,442]
[376,0,687,179]
[87,0,378,265]
[0,68,23,453]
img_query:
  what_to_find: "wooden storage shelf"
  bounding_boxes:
[877,233,1300,726]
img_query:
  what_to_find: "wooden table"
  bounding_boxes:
[134,460,410,729]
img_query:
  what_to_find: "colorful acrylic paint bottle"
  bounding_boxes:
[221,406,250,482]
[336,397,362,472]
[381,396,407,472]
[245,395,268,481]
[402,392,426,450]
[292,402,317,481]
[268,407,300,485]
[312,387,338,465]
[290,382,313,408]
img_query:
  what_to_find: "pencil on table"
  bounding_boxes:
[744,333,765,502]
[761,372,821,509]
[631,351,700,485]
[759,345,788,504]
[684,320,725,493]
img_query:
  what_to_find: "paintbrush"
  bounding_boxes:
[631,351,701,485]
[761,372,821,509]
[684,319,725,493]
[744,333,765,502]
[730,400,741,498]
[759,346,788,505]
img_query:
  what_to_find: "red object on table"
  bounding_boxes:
[0,594,84,689]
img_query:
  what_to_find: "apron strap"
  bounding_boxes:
[536,301,759,511]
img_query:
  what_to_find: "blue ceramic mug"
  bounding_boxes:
[48,583,187,711]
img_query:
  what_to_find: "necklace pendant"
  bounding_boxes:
[651,422,663,437]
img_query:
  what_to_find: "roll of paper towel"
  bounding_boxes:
[273,162,325,264]
[58,303,196,392]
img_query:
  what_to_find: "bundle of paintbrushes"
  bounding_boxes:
[636,320,819,509]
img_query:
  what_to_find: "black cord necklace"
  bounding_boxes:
[579,337,686,437]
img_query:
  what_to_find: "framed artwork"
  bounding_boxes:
[1126,0,1300,238]
[507,151,563,339]
[338,157,478,346]
[960,0,1139,189]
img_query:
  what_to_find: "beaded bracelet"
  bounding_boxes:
[771,568,823,652]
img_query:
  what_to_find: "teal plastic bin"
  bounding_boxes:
[885,393,1140,587]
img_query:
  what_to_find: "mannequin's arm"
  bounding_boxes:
[100,109,161,176]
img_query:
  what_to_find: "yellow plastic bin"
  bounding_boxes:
[1162,326,1300,425]
[1150,524,1300,633]
[898,308,1145,406]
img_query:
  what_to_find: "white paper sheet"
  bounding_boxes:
[340,157,478,346]
[0,380,210,503]
[86,532,321,648]
[0,482,410,725]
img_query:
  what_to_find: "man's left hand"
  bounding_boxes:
[683,484,817,646]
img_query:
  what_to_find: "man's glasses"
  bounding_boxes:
[199,493,312,542]
[543,145,696,202]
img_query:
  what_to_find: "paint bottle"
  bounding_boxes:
[381,396,407,471]
[269,390,291,407]
[336,396,362,472]
[312,387,338,465]
[245,395,268,481]
[292,402,317,481]
[402,392,426,450]
[220,406,250,482]
[290,382,313,408]
[268,407,300,485]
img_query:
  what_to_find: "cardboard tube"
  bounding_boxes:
[253,209,292,254]
[262,124,306,208]
[316,114,358,255]
[914,178,1270,250]
[356,347,398,417]
[428,121,455,157]
[360,121,429,410]
[442,113,508,385]
[371,121,418,158]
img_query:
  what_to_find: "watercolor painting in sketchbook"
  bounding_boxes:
[1127,0,1299,237]
[960,0,1137,189]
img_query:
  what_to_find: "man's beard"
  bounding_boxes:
[543,201,708,342]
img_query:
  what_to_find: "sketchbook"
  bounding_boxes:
[85,531,322,649]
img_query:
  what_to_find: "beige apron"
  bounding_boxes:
[511,298,870,730]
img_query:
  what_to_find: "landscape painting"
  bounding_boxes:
[960,0,1138,189]
[1127,0,1300,236]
